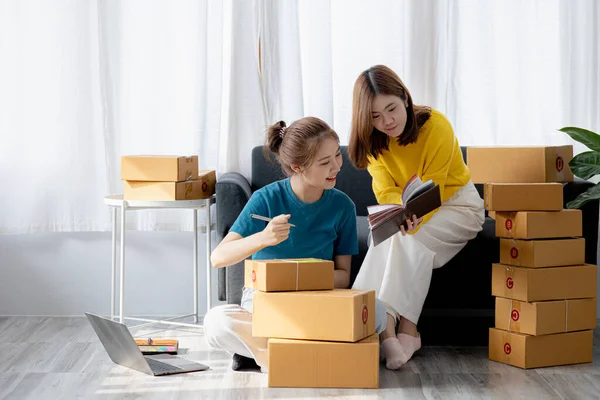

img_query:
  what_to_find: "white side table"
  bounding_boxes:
[104,194,216,328]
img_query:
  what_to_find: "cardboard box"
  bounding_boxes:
[495,297,596,336]
[244,259,334,292]
[467,146,573,184]
[499,238,585,268]
[252,289,375,342]
[121,155,199,182]
[491,263,597,302]
[124,170,216,201]
[495,210,582,239]
[268,334,379,388]
[489,328,593,369]
[484,183,563,211]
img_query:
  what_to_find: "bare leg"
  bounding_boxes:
[398,316,419,337]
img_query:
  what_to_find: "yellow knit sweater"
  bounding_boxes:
[367,109,471,231]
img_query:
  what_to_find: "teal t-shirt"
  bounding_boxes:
[230,178,358,260]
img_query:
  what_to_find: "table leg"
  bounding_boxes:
[193,209,198,323]
[111,207,117,320]
[206,200,212,312]
[119,201,127,323]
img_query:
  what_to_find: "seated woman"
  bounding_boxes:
[203,116,388,372]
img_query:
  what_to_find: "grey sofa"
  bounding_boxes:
[215,146,599,345]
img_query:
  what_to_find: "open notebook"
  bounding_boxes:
[367,174,441,246]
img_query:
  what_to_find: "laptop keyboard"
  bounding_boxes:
[146,357,183,373]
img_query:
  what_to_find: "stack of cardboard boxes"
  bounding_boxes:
[467,145,597,369]
[244,259,379,388]
[120,155,216,200]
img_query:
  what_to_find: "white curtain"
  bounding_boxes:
[293,0,599,151]
[0,0,234,233]
[1,0,599,234]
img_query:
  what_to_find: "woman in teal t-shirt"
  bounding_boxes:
[204,117,387,372]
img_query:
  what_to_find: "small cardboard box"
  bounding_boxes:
[489,328,593,369]
[495,297,596,336]
[244,258,334,292]
[495,210,582,239]
[492,263,597,302]
[467,146,573,184]
[121,155,199,182]
[124,170,216,201]
[499,238,585,268]
[484,183,563,211]
[252,289,375,342]
[268,334,379,388]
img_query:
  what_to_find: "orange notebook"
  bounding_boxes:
[134,339,179,355]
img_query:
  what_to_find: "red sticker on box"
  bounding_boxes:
[556,156,564,172]
[506,277,514,289]
[202,182,208,192]
[251,270,256,283]
[510,247,518,259]
[504,343,511,354]
[505,219,513,231]
[362,305,368,324]
[511,309,519,321]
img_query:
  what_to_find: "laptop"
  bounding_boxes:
[86,312,209,376]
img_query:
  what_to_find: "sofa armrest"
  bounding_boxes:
[563,177,599,264]
[215,172,252,303]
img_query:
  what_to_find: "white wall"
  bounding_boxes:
[0,231,223,317]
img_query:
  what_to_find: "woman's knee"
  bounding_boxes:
[203,305,233,343]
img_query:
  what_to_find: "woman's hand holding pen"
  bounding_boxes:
[260,214,292,246]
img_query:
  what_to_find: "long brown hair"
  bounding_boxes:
[349,65,431,169]
[264,117,339,176]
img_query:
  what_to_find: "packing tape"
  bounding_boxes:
[555,151,566,181]
[362,293,369,338]
[508,300,512,332]
[509,238,521,267]
[565,299,569,332]
[504,212,517,238]
[508,299,521,333]
[278,259,301,290]
[504,266,515,293]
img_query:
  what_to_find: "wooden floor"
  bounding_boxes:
[1,316,599,399]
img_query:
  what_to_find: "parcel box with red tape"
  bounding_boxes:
[252,289,375,342]
[467,146,573,184]
[499,238,585,268]
[121,155,199,182]
[124,170,215,201]
[483,183,563,211]
[495,210,582,239]
[268,334,379,388]
[489,328,593,369]
[492,263,597,302]
[495,297,596,336]
[244,258,334,292]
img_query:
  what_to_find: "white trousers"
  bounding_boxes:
[203,289,269,369]
[352,181,485,325]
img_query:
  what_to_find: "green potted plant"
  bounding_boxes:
[559,126,600,208]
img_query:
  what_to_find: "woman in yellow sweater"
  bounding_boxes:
[349,65,484,370]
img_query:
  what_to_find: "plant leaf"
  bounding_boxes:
[568,151,600,180]
[559,126,600,152]
[566,183,600,209]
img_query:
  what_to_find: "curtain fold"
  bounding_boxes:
[0,0,598,233]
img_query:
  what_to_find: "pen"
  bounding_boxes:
[250,213,296,227]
